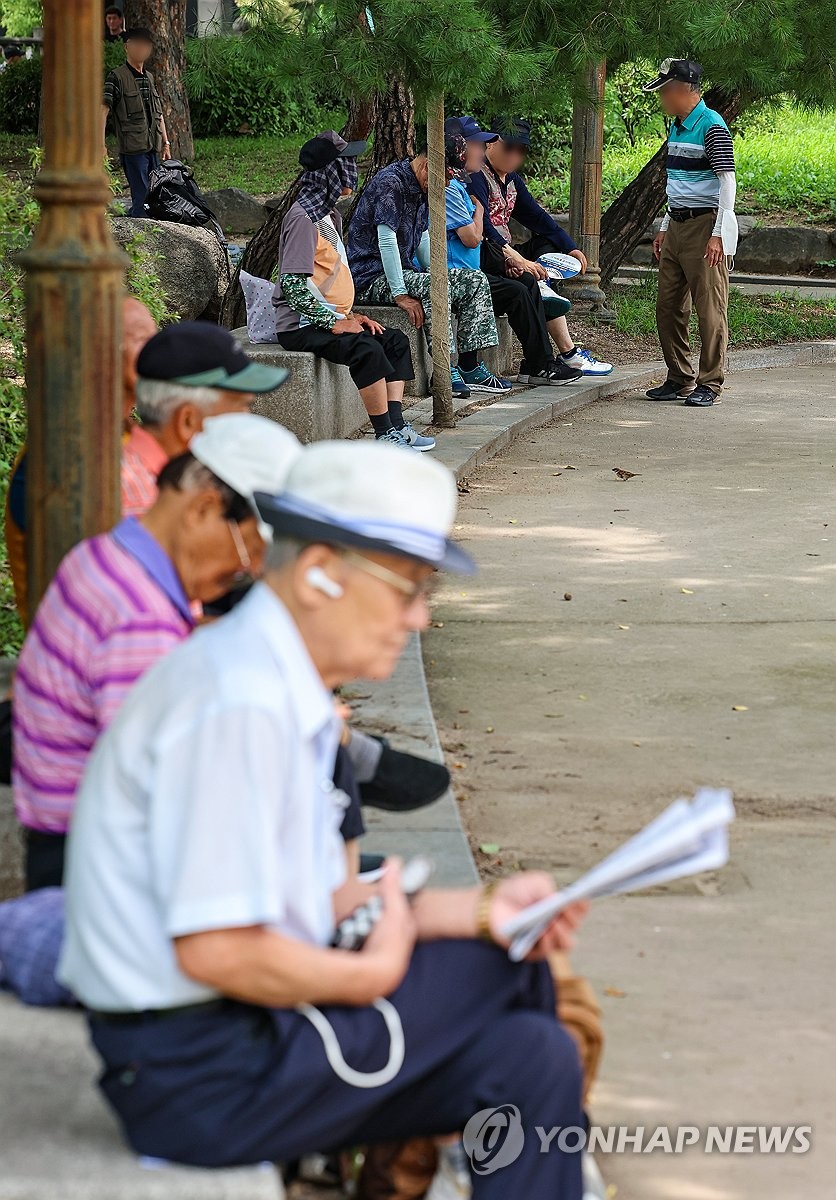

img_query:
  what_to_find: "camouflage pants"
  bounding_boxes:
[359,267,498,354]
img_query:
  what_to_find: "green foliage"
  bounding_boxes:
[0,0,40,36]
[185,33,333,137]
[0,158,37,488]
[527,103,836,220]
[123,232,179,326]
[192,130,338,192]
[0,55,41,134]
[610,278,836,346]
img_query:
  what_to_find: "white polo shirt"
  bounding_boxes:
[58,584,347,1012]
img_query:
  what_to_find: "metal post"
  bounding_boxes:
[565,59,615,322]
[18,0,127,620]
[426,94,454,427]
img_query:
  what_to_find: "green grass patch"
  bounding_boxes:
[609,278,836,346]
[528,105,836,223]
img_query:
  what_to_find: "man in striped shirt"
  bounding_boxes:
[14,338,298,891]
[644,59,737,408]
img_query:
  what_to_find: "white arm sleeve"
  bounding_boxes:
[376,224,407,297]
[660,212,670,233]
[712,172,736,236]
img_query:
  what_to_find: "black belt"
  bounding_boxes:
[669,207,717,222]
[88,998,228,1025]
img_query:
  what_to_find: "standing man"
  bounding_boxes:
[644,59,737,408]
[103,26,172,218]
[103,5,125,41]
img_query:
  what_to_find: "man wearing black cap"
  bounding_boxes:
[644,59,737,408]
[468,117,613,381]
[103,26,171,217]
[273,131,433,451]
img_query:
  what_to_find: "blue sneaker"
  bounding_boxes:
[400,422,436,452]
[375,426,416,450]
[459,362,513,394]
[561,347,613,376]
[450,366,471,398]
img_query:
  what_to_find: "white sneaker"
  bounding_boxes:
[425,1142,471,1200]
[561,347,613,376]
[401,421,437,451]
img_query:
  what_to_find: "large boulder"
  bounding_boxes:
[202,187,267,234]
[110,216,230,321]
[734,226,836,275]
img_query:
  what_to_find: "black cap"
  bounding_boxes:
[137,322,289,394]
[642,58,703,92]
[123,26,153,43]
[299,129,368,170]
[490,116,531,147]
[4,44,24,58]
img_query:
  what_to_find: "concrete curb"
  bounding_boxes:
[356,342,836,880]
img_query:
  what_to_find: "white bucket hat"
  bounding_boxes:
[255,440,476,574]
[190,413,302,541]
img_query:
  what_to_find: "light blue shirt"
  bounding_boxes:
[445,179,481,271]
[59,583,347,1011]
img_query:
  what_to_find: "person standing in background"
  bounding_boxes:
[103,6,125,42]
[103,26,171,218]
[645,59,737,408]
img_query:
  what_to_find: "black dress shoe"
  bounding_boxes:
[683,385,716,407]
[645,380,690,401]
[359,744,451,812]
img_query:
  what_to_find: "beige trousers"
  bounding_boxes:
[656,212,729,394]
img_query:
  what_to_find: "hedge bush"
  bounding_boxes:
[0,56,41,134]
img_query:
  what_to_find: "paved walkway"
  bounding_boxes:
[425,366,836,1199]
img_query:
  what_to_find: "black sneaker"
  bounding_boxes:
[518,360,582,388]
[683,385,716,407]
[359,743,451,812]
[645,380,690,401]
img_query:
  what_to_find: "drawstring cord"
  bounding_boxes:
[295,998,405,1088]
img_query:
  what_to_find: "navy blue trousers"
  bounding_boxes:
[90,939,583,1198]
[120,151,159,218]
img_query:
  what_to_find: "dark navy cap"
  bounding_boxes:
[445,115,498,143]
[490,116,531,147]
[137,322,289,394]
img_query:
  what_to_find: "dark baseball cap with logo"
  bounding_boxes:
[642,58,703,92]
[137,322,289,393]
[445,115,498,143]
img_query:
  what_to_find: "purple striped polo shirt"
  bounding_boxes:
[13,518,194,834]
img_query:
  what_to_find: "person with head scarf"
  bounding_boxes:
[273,131,435,451]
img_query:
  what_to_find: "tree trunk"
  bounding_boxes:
[124,0,193,161]
[219,83,415,330]
[599,88,743,287]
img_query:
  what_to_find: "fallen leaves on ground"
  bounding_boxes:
[732,705,749,712]
[604,986,627,998]
[480,843,501,855]
[680,587,694,594]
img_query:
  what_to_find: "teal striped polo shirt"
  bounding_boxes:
[666,98,735,210]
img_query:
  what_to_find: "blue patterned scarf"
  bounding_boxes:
[296,156,358,222]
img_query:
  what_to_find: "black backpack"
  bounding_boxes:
[144,159,225,243]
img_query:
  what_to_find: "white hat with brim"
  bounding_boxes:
[190,413,303,541]
[255,440,477,575]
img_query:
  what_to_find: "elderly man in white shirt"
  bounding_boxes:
[60,441,587,1200]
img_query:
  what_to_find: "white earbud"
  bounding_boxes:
[305,566,344,599]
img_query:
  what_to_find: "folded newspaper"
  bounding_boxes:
[501,787,735,961]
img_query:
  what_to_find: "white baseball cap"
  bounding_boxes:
[190,413,302,541]
[255,439,476,574]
